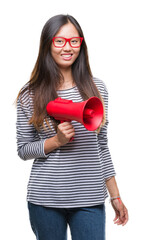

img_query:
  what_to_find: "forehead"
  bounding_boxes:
[55,22,80,38]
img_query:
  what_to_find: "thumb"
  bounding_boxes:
[113,214,118,222]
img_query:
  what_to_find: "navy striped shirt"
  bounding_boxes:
[16,77,116,208]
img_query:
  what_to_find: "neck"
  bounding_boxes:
[58,67,75,90]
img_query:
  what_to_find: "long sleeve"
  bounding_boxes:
[16,95,49,161]
[97,84,116,180]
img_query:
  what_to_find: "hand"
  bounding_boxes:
[111,199,128,226]
[55,121,75,146]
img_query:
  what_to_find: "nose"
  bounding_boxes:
[63,41,72,51]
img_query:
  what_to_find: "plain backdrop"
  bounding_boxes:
[0,0,144,239]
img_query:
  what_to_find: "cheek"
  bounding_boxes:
[51,46,61,60]
[73,49,81,60]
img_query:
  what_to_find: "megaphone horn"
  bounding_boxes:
[46,97,104,131]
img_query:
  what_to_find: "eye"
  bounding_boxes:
[56,40,63,43]
[71,40,78,44]
[54,38,65,45]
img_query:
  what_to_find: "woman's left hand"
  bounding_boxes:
[111,199,128,226]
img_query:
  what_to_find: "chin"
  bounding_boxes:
[58,61,74,69]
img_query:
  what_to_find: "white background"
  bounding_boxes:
[0,0,144,239]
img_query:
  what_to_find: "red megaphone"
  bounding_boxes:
[46,97,104,131]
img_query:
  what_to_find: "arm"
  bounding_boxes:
[16,97,50,160]
[105,176,120,197]
[16,95,75,160]
[106,176,128,226]
[98,83,128,225]
[97,85,116,180]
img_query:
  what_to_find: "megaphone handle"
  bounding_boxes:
[60,120,74,142]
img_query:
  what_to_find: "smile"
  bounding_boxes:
[61,54,73,60]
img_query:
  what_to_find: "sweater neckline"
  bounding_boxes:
[57,85,77,92]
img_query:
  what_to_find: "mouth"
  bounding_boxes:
[61,54,73,60]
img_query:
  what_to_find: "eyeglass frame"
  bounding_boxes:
[52,37,84,48]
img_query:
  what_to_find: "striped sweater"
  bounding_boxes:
[16,77,116,208]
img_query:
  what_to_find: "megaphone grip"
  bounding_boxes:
[60,120,74,142]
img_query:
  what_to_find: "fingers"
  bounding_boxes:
[59,121,74,130]
[112,200,128,226]
[121,206,129,226]
[113,213,119,222]
[113,213,125,225]
[58,122,75,136]
[56,121,75,145]
[119,205,128,226]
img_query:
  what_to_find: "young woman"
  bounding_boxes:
[16,14,128,240]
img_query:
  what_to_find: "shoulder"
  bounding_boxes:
[93,77,108,98]
[17,82,34,115]
[19,82,34,101]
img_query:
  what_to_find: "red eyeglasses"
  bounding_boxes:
[52,37,83,48]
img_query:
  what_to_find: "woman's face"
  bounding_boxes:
[51,22,81,70]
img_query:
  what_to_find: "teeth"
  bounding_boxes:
[62,55,72,57]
